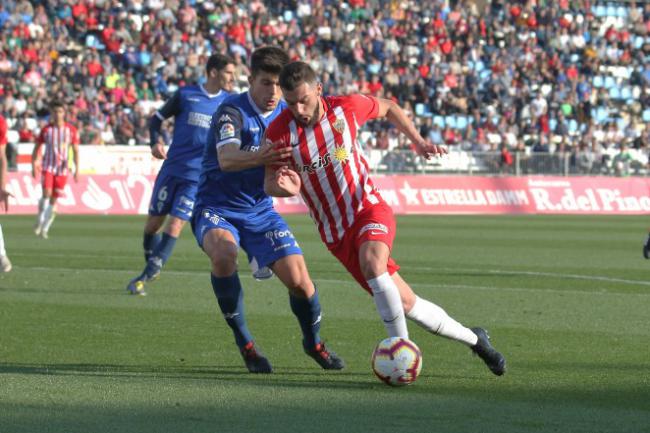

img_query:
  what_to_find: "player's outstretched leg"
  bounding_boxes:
[643,233,650,259]
[212,272,272,373]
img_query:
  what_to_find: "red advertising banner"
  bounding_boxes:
[4,173,650,215]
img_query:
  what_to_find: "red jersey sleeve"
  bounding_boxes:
[265,113,293,166]
[0,115,7,146]
[345,94,380,125]
[37,126,47,146]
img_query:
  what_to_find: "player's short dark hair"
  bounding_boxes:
[206,53,235,74]
[49,100,64,110]
[250,46,290,77]
[279,61,318,91]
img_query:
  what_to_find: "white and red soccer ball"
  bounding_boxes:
[371,337,422,386]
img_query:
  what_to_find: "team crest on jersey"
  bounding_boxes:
[220,123,235,140]
[332,118,346,134]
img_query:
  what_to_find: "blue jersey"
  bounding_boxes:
[155,85,230,181]
[196,92,287,212]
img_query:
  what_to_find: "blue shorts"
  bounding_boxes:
[149,173,198,221]
[192,206,303,271]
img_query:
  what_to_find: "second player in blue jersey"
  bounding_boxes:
[126,54,235,296]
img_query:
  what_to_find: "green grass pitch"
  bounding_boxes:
[0,214,648,433]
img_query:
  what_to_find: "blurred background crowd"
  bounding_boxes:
[0,0,648,175]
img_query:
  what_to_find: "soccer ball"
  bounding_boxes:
[371,337,422,386]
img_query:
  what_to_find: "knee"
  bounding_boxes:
[209,248,238,277]
[359,258,387,280]
[166,218,186,237]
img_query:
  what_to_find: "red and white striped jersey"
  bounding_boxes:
[37,122,79,175]
[266,94,384,245]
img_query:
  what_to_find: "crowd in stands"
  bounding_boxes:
[0,0,649,175]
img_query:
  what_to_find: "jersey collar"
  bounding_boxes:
[200,84,224,98]
[246,92,274,118]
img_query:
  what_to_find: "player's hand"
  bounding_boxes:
[151,142,167,160]
[414,140,447,159]
[0,189,12,213]
[257,139,293,167]
[275,165,301,196]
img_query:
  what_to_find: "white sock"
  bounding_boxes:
[406,296,478,346]
[43,204,56,232]
[0,224,6,256]
[37,201,50,227]
[367,272,409,338]
[38,197,46,213]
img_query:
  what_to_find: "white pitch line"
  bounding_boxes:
[14,266,650,296]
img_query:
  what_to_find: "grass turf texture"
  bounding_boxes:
[0,214,648,433]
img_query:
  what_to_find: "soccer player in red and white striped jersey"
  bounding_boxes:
[264,62,506,376]
[0,113,12,271]
[31,100,80,239]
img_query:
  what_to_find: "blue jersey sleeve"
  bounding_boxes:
[149,90,182,147]
[213,105,243,149]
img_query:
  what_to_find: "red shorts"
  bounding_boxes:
[42,171,68,198]
[327,201,400,294]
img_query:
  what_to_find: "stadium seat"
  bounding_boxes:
[593,4,606,17]
[593,75,604,88]
[621,86,632,101]
[642,109,650,123]
[568,119,578,134]
[603,76,615,89]
[415,103,426,117]
[549,118,557,131]
[433,115,445,128]
[445,115,456,129]
[455,116,468,130]
[609,86,621,100]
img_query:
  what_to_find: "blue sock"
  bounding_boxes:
[144,233,177,278]
[289,288,322,351]
[211,273,253,349]
[143,232,161,262]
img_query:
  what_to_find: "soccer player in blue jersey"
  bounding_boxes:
[126,54,236,296]
[192,46,344,373]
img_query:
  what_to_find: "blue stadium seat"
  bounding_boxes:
[609,86,621,99]
[415,103,426,117]
[616,6,628,18]
[455,116,468,130]
[643,109,650,123]
[594,4,606,17]
[568,119,578,133]
[549,118,557,131]
[593,75,604,88]
[445,115,456,129]
[606,5,616,17]
[433,115,445,128]
[603,76,615,89]
[621,86,632,100]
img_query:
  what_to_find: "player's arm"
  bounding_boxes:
[31,132,44,178]
[374,97,447,159]
[149,90,181,159]
[215,106,292,171]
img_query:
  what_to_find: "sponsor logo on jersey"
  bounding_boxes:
[264,229,295,249]
[249,126,260,133]
[359,223,388,236]
[220,123,235,140]
[188,111,212,129]
[300,153,332,173]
